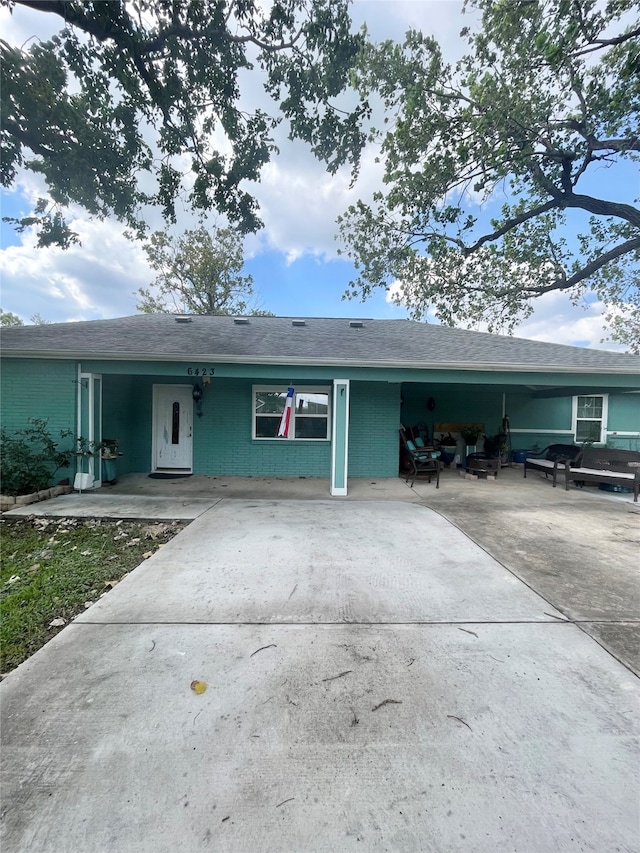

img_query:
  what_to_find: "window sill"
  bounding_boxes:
[252,437,330,443]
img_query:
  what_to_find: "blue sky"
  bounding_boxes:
[0,1,636,349]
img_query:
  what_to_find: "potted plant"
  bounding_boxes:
[437,432,458,467]
[100,439,121,485]
[460,425,482,447]
[75,436,107,456]
[100,439,119,460]
[73,437,107,491]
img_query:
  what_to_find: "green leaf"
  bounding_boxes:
[339,0,640,348]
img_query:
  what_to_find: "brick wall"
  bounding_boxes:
[348,381,400,477]
[102,375,137,475]
[100,375,402,478]
[1,358,77,485]
[195,378,332,477]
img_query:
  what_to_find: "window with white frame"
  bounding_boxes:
[572,394,608,444]
[253,385,331,440]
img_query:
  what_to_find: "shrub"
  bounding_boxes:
[0,418,74,495]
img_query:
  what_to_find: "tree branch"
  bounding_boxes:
[571,26,640,58]
[142,25,303,55]
[1,116,55,160]
[14,0,310,135]
[586,135,640,153]
[525,236,640,295]
[563,193,640,228]
[528,159,640,227]
[564,119,640,153]
[17,1,135,44]
[463,200,558,254]
[16,0,305,55]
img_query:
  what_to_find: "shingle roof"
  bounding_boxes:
[2,314,639,373]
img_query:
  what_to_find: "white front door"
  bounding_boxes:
[153,385,193,471]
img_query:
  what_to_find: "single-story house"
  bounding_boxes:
[1,314,639,495]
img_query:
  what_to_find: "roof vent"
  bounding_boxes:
[233,317,250,325]
[349,320,364,328]
[292,319,306,327]
[174,316,192,324]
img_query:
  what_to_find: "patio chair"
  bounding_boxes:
[400,428,440,488]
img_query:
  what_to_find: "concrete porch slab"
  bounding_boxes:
[1,475,417,520]
[103,474,417,502]
[3,494,223,520]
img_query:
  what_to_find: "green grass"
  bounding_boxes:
[0,516,185,674]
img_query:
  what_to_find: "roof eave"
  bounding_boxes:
[1,349,638,375]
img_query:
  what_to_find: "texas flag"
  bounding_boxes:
[277,386,295,437]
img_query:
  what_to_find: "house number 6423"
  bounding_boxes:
[187,367,215,376]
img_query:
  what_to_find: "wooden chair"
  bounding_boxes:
[400,429,440,488]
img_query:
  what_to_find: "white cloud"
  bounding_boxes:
[243,145,386,263]
[515,291,623,351]
[352,1,469,48]
[0,4,60,47]
[240,0,476,261]
[1,216,151,322]
[386,279,624,350]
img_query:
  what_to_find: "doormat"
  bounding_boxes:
[148,473,193,480]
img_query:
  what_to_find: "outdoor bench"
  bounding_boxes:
[523,444,582,487]
[562,446,640,502]
[524,444,640,501]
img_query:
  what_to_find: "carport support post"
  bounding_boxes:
[331,379,350,496]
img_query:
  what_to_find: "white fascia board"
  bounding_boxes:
[2,349,639,376]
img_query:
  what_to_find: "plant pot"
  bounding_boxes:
[73,472,94,491]
[511,449,533,464]
[439,447,457,466]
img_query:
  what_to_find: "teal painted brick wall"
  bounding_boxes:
[129,376,166,471]
[1,358,77,485]
[102,375,138,476]
[100,376,401,478]
[505,391,573,452]
[74,366,640,476]
[103,376,195,473]
[401,384,639,440]
[608,393,640,430]
[196,378,332,476]
[1,358,77,431]
[348,381,400,477]
[102,376,333,477]
[505,432,571,453]
[607,436,640,450]
[506,392,573,432]
[401,383,507,438]
[607,393,640,450]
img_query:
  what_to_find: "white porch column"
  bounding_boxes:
[331,379,350,496]
[76,367,102,490]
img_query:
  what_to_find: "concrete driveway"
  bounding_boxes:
[1,494,638,853]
